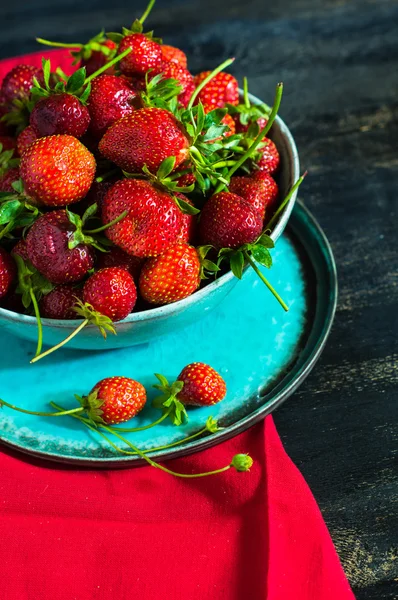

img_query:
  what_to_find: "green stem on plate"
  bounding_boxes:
[0,398,84,418]
[244,251,288,311]
[30,319,89,364]
[29,289,43,358]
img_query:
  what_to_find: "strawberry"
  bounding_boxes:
[152,61,194,107]
[234,115,267,134]
[26,210,95,284]
[177,362,226,406]
[30,93,90,139]
[139,242,200,305]
[229,175,278,218]
[118,33,163,75]
[1,65,43,105]
[96,247,143,281]
[176,195,196,243]
[250,172,279,211]
[193,71,239,110]
[102,179,184,257]
[83,267,137,321]
[99,107,189,174]
[11,239,29,261]
[40,285,83,319]
[16,126,37,156]
[82,376,146,424]
[80,39,117,76]
[256,138,280,175]
[20,135,96,206]
[0,247,16,299]
[161,45,187,68]
[88,74,138,138]
[199,192,263,250]
[0,167,20,192]
[220,113,235,138]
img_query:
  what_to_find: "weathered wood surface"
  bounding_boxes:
[0,0,397,597]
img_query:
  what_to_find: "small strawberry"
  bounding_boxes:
[99,107,189,174]
[0,167,20,192]
[88,74,138,138]
[96,247,143,281]
[0,247,16,299]
[79,376,146,424]
[118,33,163,76]
[25,210,95,284]
[30,93,91,138]
[193,71,239,110]
[256,138,280,175]
[20,135,96,206]
[161,45,187,68]
[220,113,235,138]
[40,285,83,319]
[139,242,200,305]
[80,39,117,76]
[83,267,137,321]
[102,179,184,257]
[16,126,37,156]
[199,191,263,250]
[152,61,194,107]
[11,239,29,261]
[250,172,279,211]
[157,362,226,407]
[1,65,43,105]
[234,115,267,134]
[229,175,278,218]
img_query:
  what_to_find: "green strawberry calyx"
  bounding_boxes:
[226,76,271,128]
[74,389,106,425]
[0,179,41,239]
[152,373,188,426]
[107,0,160,44]
[65,204,127,252]
[196,245,220,280]
[36,30,117,66]
[0,143,19,177]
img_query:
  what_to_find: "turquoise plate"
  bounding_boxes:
[0,202,337,467]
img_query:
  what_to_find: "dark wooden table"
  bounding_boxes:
[1,0,397,597]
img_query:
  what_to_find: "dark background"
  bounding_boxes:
[1,1,397,598]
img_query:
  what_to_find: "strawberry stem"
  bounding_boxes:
[244,251,289,311]
[265,171,308,232]
[36,38,83,49]
[214,82,283,193]
[30,319,89,364]
[139,0,156,24]
[29,288,43,357]
[187,58,235,110]
[84,47,132,84]
[84,210,128,234]
[112,406,171,432]
[243,76,250,109]
[0,398,84,418]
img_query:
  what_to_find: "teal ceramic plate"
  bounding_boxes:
[0,202,337,467]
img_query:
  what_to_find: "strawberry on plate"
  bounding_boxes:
[177,362,227,406]
[117,33,163,76]
[80,376,147,424]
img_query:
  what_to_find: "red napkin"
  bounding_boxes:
[0,50,354,599]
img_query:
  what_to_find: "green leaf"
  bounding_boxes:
[0,200,22,225]
[11,179,24,194]
[157,156,176,180]
[202,259,220,273]
[204,108,227,128]
[66,68,86,93]
[66,208,82,229]
[173,196,200,215]
[230,251,245,279]
[257,233,274,248]
[251,245,272,268]
[42,58,51,90]
[106,32,124,44]
[79,82,91,104]
[154,373,170,389]
[81,202,98,225]
[196,101,205,134]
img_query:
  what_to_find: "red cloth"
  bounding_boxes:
[0,50,354,599]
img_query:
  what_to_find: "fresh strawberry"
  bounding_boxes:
[177,362,226,406]
[99,107,189,174]
[17,126,37,156]
[20,135,96,206]
[193,71,239,110]
[221,113,235,138]
[152,61,194,107]
[118,33,163,76]
[161,45,187,68]
[83,267,137,320]
[1,65,43,105]
[96,247,143,281]
[80,39,117,76]
[139,242,200,305]
[0,136,17,152]
[256,138,280,175]
[176,195,197,243]
[199,191,263,250]
[40,285,83,319]
[83,376,146,424]
[11,239,29,261]
[0,247,16,299]
[88,74,138,138]
[30,93,90,138]
[176,171,195,188]
[233,115,267,134]
[102,179,184,257]
[26,210,95,284]
[0,167,20,192]
[250,172,279,211]
[229,175,278,218]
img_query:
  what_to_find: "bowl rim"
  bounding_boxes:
[0,97,300,329]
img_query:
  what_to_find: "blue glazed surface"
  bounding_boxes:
[0,232,307,461]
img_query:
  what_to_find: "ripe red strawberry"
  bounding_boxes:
[102,179,184,257]
[161,45,187,68]
[257,138,280,175]
[152,61,194,107]
[83,267,137,321]
[251,172,279,211]
[229,175,278,218]
[1,65,43,105]
[220,114,235,138]
[20,135,96,206]
[118,33,163,76]
[11,239,29,261]
[139,242,200,305]
[88,74,138,138]
[80,39,117,76]
[99,107,189,174]
[0,167,20,192]
[0,247,16,299]
[96,247,143,281]
[193,71,239,110]
[176,171,195,188]
[199,192,263,250]
[40,285,83,319]
[233,115,268,134]
[26,210,95,284]
[17,126,37,156]
[177,362,226,406]
[30,93,90,139]
[86,376,146,424]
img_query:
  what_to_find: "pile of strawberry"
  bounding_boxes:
[0,0,303,361]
